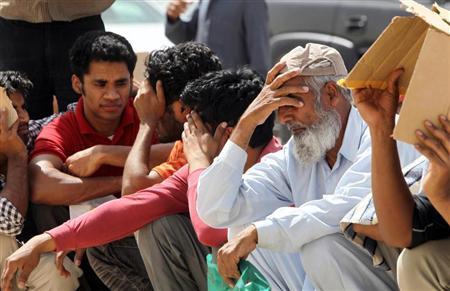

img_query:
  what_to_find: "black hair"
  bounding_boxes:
[0,71,33,99]
[70,31,137,80]
[145,42,222,106]
[181,68,274,148]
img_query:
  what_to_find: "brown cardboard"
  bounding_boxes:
[0,87,18,128]
[338,0,450,144]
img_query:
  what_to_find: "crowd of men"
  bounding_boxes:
[0,25,448,291]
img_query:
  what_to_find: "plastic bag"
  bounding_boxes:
[206,254,271,291]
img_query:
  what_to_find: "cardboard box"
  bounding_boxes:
[339,0,450,144]
[0,87,18,128]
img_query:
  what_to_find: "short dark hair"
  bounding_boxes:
[70,31,137,80]
[181,68,274,148]
[145,42,222,106]
[0,71,33,99]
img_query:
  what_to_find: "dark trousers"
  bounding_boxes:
[135,214,211,291]
[87,236,153,291]
[0,15,104,119]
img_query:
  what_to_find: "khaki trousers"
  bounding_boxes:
[0,235,82,291]
[397,238,450,291]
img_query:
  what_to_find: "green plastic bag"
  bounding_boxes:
[206,254,271,291]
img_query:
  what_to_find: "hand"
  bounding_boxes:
[167,0,192,22]
[1,234,56,291]
[238,62,306,129]
[415,115,450,201]
[182,111,227,171]
[217,225,258,287]
[134,80,166,125]
[55,249,85,278]
[353,69,403,129]
[65,146,104,177]
[0,108,26,157]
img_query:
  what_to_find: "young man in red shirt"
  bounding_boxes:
[28,34,222,290]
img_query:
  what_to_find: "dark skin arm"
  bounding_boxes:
[29,154,122,205]
[354,69,415,248]
[122,79,170,196]
[415,116,450,225]
[0,110,28,216]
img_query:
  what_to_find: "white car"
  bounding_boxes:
[102,0,173,54]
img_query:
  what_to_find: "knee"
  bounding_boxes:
[301,233,339,271]
[136,215,181,247]
[397,243,430,284]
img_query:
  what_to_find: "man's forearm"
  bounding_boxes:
[97,145,131,167]
[1,152,28,216]
[122,123,157,195]
[30,166,122,205]
[230,118,257,151]
[370,126,415,247]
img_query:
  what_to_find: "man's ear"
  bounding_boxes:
[324,81,340,107]
[71,75,83,95]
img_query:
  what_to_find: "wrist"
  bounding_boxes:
[369,124,395,140]
[94,145,106,164]
[188,158,210,172]
[248,224,258,244]
[6,149,27,160]
[33,233,57,253]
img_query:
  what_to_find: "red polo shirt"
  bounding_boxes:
[31,97,140,177]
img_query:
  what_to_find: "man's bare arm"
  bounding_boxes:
[352,224,383,242]
[122,123,173,195]
[1,151,28,216]
[354,69,415,248]
[29,154,122,205]
[0,111,28,216]
[122,79,170,195]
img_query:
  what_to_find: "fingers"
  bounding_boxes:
[274,96,304,109]
[190,111,208,133]
[274,85,309,98]
[17,264,33,290]
[1,263,18,291]
[266,62,286,85]
[439,115,450,135]
[213,122,227,143]
[55,251,70,278]
[155,80,166,107]
[74,249,85,267]
[0,108,7,133]
[386,68,404,96]
[415,142,445,167]
[187,114,197,134]
[269,68,301,90]
[217,251,241,288]
[416,129,448,164]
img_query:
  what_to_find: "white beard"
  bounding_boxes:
[290,108,341,165]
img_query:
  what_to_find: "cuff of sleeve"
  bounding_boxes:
[253,219,280,249]
[216,140,248,170]
[46,224,77,252]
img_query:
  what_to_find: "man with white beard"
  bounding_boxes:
[196,44,418,290]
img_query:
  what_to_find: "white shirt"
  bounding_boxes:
[197,107,421,252]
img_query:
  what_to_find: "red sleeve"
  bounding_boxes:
[47,168,190,251]
[30,115,75,162]
[187,168,227,248]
